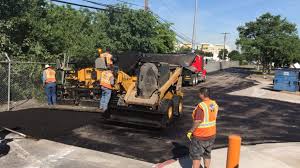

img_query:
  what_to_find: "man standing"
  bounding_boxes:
[43,64,57,106]
[187,87,219,168]
[99,48,113,68]
[99,68,114,112]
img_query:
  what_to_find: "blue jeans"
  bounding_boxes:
[100,87,112,111]
[45,83,57,105]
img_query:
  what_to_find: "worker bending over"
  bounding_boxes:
[42,64,57,106]
[187,87,219,168]
[99,68,114,112]
[99,48,113,68]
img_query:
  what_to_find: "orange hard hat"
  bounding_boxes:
[97,48,102,54]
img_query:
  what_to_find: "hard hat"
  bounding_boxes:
[98,48,102,54]
[45,64,50,69]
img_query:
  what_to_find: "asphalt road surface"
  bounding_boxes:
[0,68,299,163]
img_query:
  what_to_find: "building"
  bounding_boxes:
[197,43,231,61]
[176,43,192,49]
[197,43,215,53]
[175,42,231,61]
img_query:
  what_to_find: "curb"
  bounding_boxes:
[153,159,178,168]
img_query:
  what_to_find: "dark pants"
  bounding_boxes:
[45,82,57,105]
[189,137,215,160]
[99,87,112,111]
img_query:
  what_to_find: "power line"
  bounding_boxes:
[50,0,108,11]
[82,0,127,12]
[82,0,114,8]
[52,0,190,44]
[114,0,143,7]
[151,12,192,43]
[152,1,195,44]
[87,0,191,43]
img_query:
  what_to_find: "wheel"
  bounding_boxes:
[173,96,183,117]
[192,75,197,86]
[189,76,196,86]
[159,99,174,128]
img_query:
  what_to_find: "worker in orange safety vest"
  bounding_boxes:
[99,48,113,68]
[42,64,57,106]
[99,68,114,112]
[187,87,219,168]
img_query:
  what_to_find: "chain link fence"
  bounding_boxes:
[0,61,9,111]
[0,53,46,111]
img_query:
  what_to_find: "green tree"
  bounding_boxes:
[0,0,47,59]
[178,47,191,53]
[1,1,176,64]
[218,49,228,60]
[106,7,175,53]
[195,50,213,57]
[228,50,246,63]
[237,13,300,72]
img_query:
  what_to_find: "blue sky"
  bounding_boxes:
[55,0,300,49]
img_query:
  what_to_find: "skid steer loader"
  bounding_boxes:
[103,53,184,128]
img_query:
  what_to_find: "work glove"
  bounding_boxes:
[187,132,192,141]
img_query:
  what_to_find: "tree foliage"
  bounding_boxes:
[218,49,229,60]
[228,50,245,63]
[195,50,213,57]
[237,13,300,71]
[0,0,176,65]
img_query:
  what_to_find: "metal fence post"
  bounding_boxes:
[4,53,11,111]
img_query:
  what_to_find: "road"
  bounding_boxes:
[0,68,299,163]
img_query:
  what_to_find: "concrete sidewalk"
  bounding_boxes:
[156,143,300,168]
[1,134,300,168]
[0,134,153,168]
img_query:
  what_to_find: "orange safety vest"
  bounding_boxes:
[192,99,219,138]
[100,52,113,66]
[100,70,114,89]
[45,68,56,83]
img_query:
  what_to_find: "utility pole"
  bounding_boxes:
[144,0,149,11]
[221,32,230,60]
[191,0,198,51]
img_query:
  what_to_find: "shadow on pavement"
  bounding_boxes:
[0,68,299,163]
[178,156,193,168]
[171,142,189,160]
[0,129,12,157]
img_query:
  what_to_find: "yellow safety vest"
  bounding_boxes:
[100,70,113,89]
[100,52,113,66]
[192,99,218,137]
[45,68,56,83]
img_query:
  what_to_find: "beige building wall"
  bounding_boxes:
[198,43,231,60]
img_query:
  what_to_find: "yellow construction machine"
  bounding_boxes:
[57,52,185,127]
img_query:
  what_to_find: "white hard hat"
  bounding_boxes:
[45,64,50,69]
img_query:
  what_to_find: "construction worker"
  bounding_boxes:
[187,87,219,168]
[42,64,57,106]
[99,68,114,112]
[99,48,113,68]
